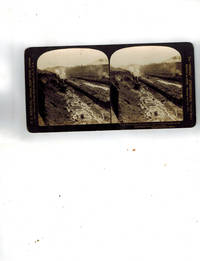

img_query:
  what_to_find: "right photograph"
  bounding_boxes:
[110,46,183,123]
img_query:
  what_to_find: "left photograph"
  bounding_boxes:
[37,48,111,126]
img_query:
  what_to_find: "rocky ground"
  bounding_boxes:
[140,76,183,106]
[110,69,183,123]
[38,68,183,127]
[37,70,111,126]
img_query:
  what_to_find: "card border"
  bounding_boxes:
[24,42,196,133]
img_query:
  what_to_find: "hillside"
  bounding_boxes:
[45,64,109,83]
[110,68,183,123]
[140,60,182,81]
[37,70,111,126]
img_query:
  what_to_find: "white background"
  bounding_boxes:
[0,0,200,260]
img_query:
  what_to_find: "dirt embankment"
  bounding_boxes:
[110,69,147,123]
[37,70,111,126]
[65,78,110,106]
[140,76,183,106]
[110,69,183,123]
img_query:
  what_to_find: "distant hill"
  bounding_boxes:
[92,58,108,65]
[66,64,109,80]
[111,55,181,78]
[140,57,182,81]
[165,55,181,63]
[44,64,109,81]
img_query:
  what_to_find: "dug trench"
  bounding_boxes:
[37,70,111,126]
[110,69,183,123]
[37,68,183,126]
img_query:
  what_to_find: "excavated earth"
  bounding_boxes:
[110,69,183,123]
[38,71,111,126]
[38,69,183,126]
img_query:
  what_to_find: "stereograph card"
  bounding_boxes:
[24,42,195,132]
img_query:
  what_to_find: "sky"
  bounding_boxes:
[37,48,108,69]
[110,46,181,67]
